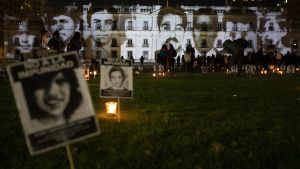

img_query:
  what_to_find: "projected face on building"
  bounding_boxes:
[12,21,36,54]
[50,15,75,43]
[90,11,114,47]
[258,15,290,54]
[193,15,214,55]
[157,7,186,53]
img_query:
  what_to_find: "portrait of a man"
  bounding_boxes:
[157,6,187,54]
[87,7,119,59]
[12,20,37,55]
[46,6,80,45]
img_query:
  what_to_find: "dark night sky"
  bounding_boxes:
[46,0,226,6]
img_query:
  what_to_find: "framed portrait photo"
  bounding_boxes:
[100,58,133,98]
[6,51,100,155]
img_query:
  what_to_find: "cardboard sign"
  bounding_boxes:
[231,66,238,74]
[6,51,100,155]
[286,65,295,74]
[245,64,256,75]
[100,58,133,98]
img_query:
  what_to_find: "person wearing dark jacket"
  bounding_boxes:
[67,32,82,53]
[48,31,65,53]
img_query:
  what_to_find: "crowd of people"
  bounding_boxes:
[155,44,300,73]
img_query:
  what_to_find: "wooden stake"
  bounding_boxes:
[66,145,75,169]
[117,98,120,123]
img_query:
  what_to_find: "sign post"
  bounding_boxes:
[100,58,133,122]
[66,145,75,169]
[6,51,100,155]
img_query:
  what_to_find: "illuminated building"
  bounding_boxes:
[1,1,299,61]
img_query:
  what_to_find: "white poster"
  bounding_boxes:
[100,58,133,98]
[6,51,100,155]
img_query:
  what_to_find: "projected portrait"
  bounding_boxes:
[46,6,80,44]
[87,7,119,58]
[157,7,187,54]
[12,20,37,54]
[258,13,290,54]
[193,10,217,56]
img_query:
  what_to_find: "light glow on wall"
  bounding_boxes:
[5,4,292,60]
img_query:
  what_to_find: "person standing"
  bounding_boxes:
[168,44,177,71]
[67,32,82,53]
[140,56,144,67]
[184,45,192,73]
[275,50,282,67]
[158,44,168,72]
[176,55,181,70]
[48,31,65,53]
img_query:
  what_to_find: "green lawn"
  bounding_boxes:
[1,73,300,169]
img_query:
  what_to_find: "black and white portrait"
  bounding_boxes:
[100,59,133,98]
[7,51,99,155]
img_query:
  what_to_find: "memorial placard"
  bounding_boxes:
[100,58,133,98]
[7,51,100,155]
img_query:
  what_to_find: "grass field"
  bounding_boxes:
[1,73,300,169]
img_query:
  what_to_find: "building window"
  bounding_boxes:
[127,21,133,30]
[14,37,19,46]
[95,39,102,47]
[112,21,117,30]
[111,39,117,47]
[201,39,207,48]
[127,39,133,47]
[217,39,222,47]
[248,40,253,48]
[143,39,149,47]
[268,22,274,31]
[186,39,191,47]
[111,51,117,58]
[186,22,192,31]
[127,51,133,59]
[187,39,191,45]
[143,51,149,60]
[95,50,101,60]
[233,23,238,31]
[143,21,149,30]
[248,22,254,31]
[217,22,222,31]
[95,20,101,30]
[201,22,207,31]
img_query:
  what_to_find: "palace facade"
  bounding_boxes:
[2,3,299,62]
